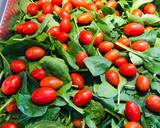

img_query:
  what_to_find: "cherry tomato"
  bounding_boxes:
[51,0,62,6]
[55,32,69,43]
[25,46,45,61]
[60,19,72,33]
[70,0,87,8]
[40,76,63,90]
[77,12,93,25]
[115,37,130,50]
[132,8,143,17]
[1,75,22,95]
[98,10,104,18]
[23,21,38,35]
[106,0,117,9]
[31,68,46,81]
[42,2,53,14]
[10,59,26,73]
[104,49,119,62]
[119,63,137,77]
[32,87,57,105]
[105,70,119,87]
[79,30,93,45]
[98,41,114,53]
[87,3,97,11]
[73,89,92,107]
[16,23,24,34]
[144,3,156,14]
[6,100,19,113]
[60,10,71,20]
[37,0,47,9]
[62,43,68,51]
[48,26,60,37]
[95,0,104,10]
[145,26,153,31]
[136,75,150,92]
[27,3,38,16]
[131,40,150,52]
[71,73,84,89]
[1,122,18,128]
[37,14,46,23]
[124,122,142,128]
[53,5,62,14]
[76,51,88,68]
[94,32,104,46]
[125,101,141,122]
[73,119,82,128]
[63,2,73,11]
[115,11,120,16]
[114,57,128,68]
[123,23,144,37]
[146,95,160,113]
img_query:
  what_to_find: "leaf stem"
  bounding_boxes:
[104,108,121,121]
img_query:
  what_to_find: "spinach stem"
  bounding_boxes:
[0,98,14,113]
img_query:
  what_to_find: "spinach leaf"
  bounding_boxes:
[151,81,160,94]
[101,6,115,16]
[84,112,97,128]
[19,0,31,13]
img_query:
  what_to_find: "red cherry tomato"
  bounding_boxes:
[48,26,60,37]
[132,8,143,17]
[23,21,38,35]
[105,70,119,87]
[60,10,71,20]
[31,68,46,81]
[119,63,137,77]
[115,11,120,16]
[77,12,93,25]
[25,46,45,61]
[55,32,69,43]
[104,49,119,62]
[79,30,93,45]
[73,89,92,107]
[27,3,39,16]
[98,41,114,53]
[125,101,141,122]
[63,2,73,11]
[76,51,88,68]
[70,0,87,8]
[1,122,18,128]
[106,0,117,9]
[10,59,26,73]
[51,0,62,6]
[146,95,160,113]
[6,100,19,113]
[131,40,150,52]
[53,5,62,14]
[115,37,130,50]
[32,87,57,105]
[42,2,53,14]
[87,3,97,11]
[114,57,128,68]
[95,0,104,9]
[136,75,150,92]
[123,23,144,37]
[71,73,84,89]
[37,14,46,23]
[16,23,24,34]
[62,43,68,51]
[124,122,142,128]
[94,32,104,46]
[144,3,156,14]
[37,0,47,9]
[1,75,22,95]
[73,119,82,128]
[60,19,72,33]
[40,76,63,90]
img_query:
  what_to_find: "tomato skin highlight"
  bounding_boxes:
[105,70,119,87]
[31,68,46,81]
[146,95,160,113]
[32,87,57,105]
[1,122,18,128]
[23,21,38,35]
[1,75,22,95]
[132,8,143,17]
[95,0,104,9]
[10,59,26,73]
[63,2,73,11]
[115,37,130,50]
[77,13,93,25]
[131,40,150,52]
[53,5,62,14]
[125,101,141,122]
[48,26,60,37]
[27,3,39,16]
[6,100,19,113]
[42,2,53,14]
[70,0,87,8]
[106,0,117,9]
[144,3,156,14]
[40,76,63,90]
[60,19,72,33]
[37,14,46,23]
[136,75,150,92]
[60,10,71,20]
[73,89,92,107]
[71,73,84,89]
[25,46,45,61]
[76,51,88,68]
[37,0,47,9]
[114,57,128,68]
[104,49,119,62]
[98,41,114,53]
[123,23,144,37]
[55,32,69,43]
[79,30,93,45]
[94,32,104,46]
[51,0,62,6]
[124,122,142,128]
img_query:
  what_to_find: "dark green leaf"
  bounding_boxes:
[101,6,115,16]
